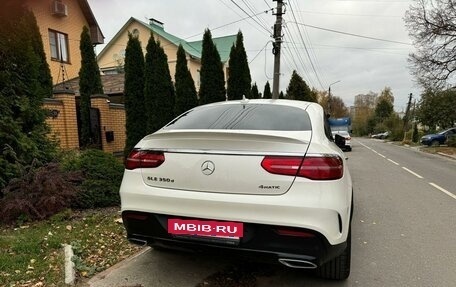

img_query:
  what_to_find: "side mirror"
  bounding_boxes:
[334,134,346,149]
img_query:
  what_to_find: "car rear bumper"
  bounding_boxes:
[122,211,347,267]
[120,171,352,246]
[420,139,431,145]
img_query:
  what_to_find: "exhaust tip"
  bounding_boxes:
[278,258,317,269]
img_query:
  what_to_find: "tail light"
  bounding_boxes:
[125,149,165,170]
[261,155,343,180]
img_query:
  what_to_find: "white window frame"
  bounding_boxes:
[49,29,69,63]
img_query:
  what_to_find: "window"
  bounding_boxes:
[165,104,312,131]
[49,29,69,63]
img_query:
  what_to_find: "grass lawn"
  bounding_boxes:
[0,207,142,287]
[419,146,456,155]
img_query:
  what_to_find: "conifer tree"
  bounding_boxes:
[286,70,315,102]
[144,34,175,133]
[263,81,272,99]
[199,29,226,104]
[79,26,103,148]
[251,83,259,99]
[227,44,239,100]
[174,44,198,115]
[0,1,55,189]
[279,91,285,99]
[25,10,53,98]
[124,33,145,155]
[227,31,251,100]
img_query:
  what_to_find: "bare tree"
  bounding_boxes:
[405,0,456,88]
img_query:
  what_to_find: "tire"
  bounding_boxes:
[430,140,440,147]
[316,229,351,280]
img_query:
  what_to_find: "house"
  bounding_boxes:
[97,17,236,90]
[27,0,104,84]
[25,0,123,153]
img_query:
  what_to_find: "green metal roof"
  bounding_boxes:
[188,34,237,63]
[98,17,236,63]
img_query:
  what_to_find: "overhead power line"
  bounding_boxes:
[288,0,326,90]
[288,21,413,46]
[230,0,271,34]
[217,0,270,36]
[295,9,402,18]
[182,8,273,41]
[249,41,272,64]
[240,0,271,33]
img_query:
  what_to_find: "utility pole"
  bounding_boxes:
[403,93,413,142]
[272,0,284,99]
[328,80,341,116]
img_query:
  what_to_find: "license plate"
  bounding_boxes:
[168,219,243,238]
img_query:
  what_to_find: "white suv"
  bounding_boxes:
[120,99,353,280]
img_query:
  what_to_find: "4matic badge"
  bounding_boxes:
[258,185,280,190]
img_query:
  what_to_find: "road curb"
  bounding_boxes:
[437,152,456,160]
[86,246,150,286]
[63,244,75,285]
[385,141,455,160]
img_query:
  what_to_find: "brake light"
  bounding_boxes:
[261,155,343,180]
[261,156,303,176]
[125,149,165,170]
[298,156,343,180]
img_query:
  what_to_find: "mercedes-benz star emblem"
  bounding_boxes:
[201,160,215,176]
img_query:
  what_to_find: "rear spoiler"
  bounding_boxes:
[138,130,311,154]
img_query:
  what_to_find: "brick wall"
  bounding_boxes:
[90,95,126,155]
[44,90,79,149]
[43,92,126,155]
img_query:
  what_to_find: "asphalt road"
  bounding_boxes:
[88,138,456,287]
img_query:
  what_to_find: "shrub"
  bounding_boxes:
[448,136,456,147]
[0,163,82,224]
[62,149,124,208]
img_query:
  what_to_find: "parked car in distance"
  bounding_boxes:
[420,127,456,146]
[332,130,352,151]
[120,99,353,280]
[371,131,389,139]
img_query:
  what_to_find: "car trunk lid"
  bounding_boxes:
[135,130,311,195]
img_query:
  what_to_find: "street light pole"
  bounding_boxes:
[328,80,341,116]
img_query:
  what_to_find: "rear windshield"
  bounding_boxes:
[164,104,312,131]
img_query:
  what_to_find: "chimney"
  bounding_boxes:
[149,18,164,30]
